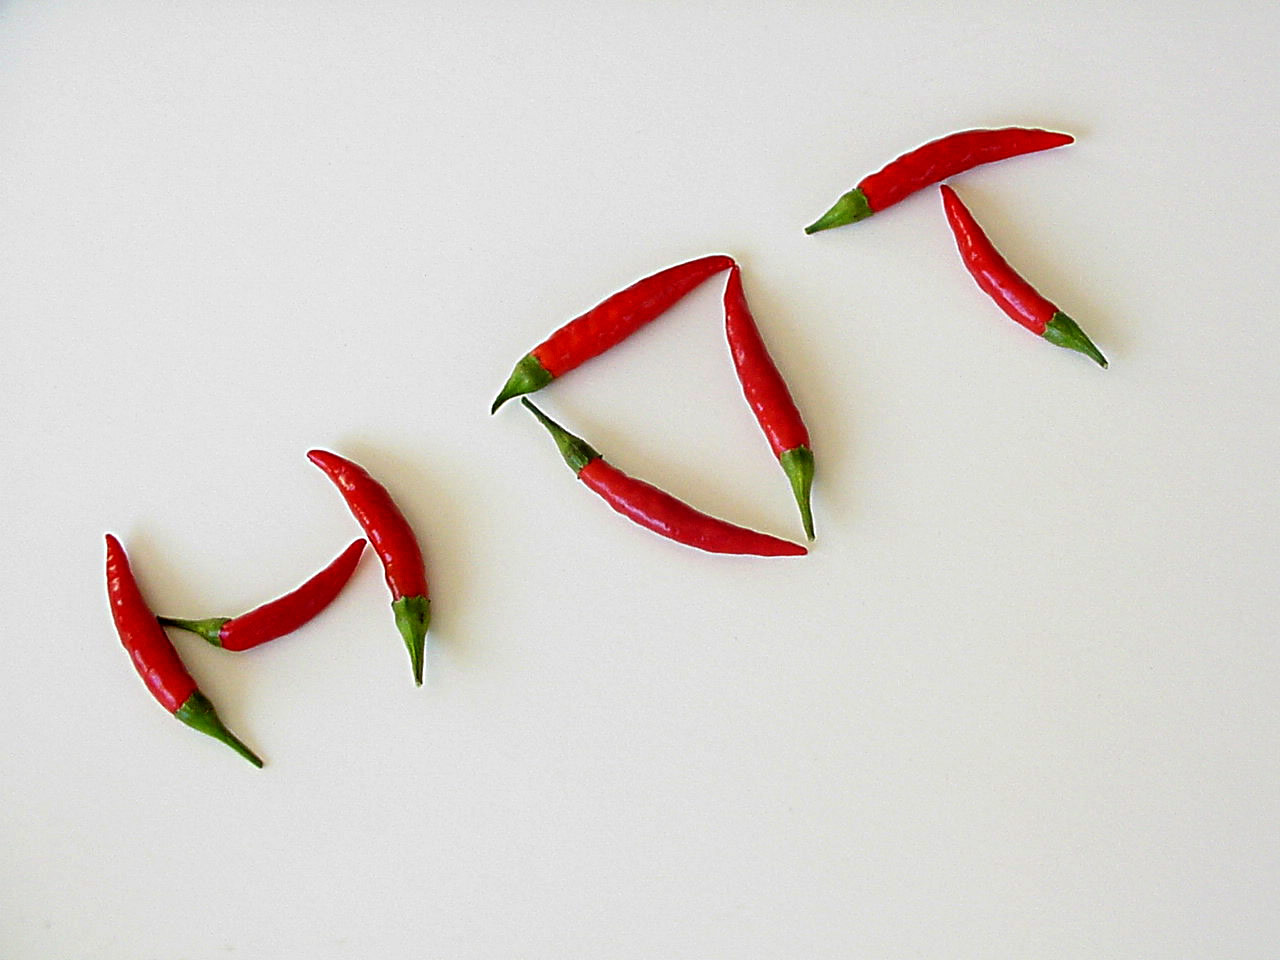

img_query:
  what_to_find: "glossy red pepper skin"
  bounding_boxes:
[105,534,262,766]
[939,184,1107,367]
[308,450,431,684]
[107,534,197,713]
[158,538,366,651]
[723,265,815,539]
[580,460,806,557]
[805,127,1073,234]
[491,255,736,412]
[523,400,806,557]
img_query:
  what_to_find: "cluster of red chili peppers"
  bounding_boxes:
[491,127,1104,559]
[106,450,431,766]
[493,256,815,555]
[107,124,1112,767]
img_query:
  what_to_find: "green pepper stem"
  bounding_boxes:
[804,188,874,234]
[492,354,554,413]
[779,446,816,540]
[393,595,430,686]
[174,691,263,767]
[1043,312,1108,368]
[521,399,600,475]
[157,616,228,647]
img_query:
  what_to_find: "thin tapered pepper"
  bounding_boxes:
[491,254,735,412]
[308,450,431,685]
[523,399,806,557]
[722,265,816,539]
[105,534,262,767]
[158,538,366,651]
[939,184,1106,367]
[805,127,1073,234]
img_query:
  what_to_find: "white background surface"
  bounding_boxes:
[2,1,1278,957]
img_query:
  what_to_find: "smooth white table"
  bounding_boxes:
[3,2,1277,956]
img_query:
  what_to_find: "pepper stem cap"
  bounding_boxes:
[779,446,816,540]
[492,353,554,413]
[804,188,873,234]
[174,691,263,767]
[521,399,600,475]
[393,595,430,686]
[1043,312,1108,368]
[157,616,229,647]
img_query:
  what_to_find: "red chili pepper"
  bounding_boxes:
[308,450,431,685]
[939,184,1107,367]
[105,534,262,767]
[722,265,816,539]
[491,254,735,412]
[522,399,806,557]
[157,539,366,651]
[805,127,1073,234]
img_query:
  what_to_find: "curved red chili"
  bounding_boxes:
[722,265,815,539]
[308,450,430,685]
[522,399,806,557]
[491,254,735,412]
[105,534,262,767]
[805,127,1073,234]
[158,538,366,651]
[939,184,1107,367]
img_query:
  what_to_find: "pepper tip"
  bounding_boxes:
[393,595,430,688]
[779,446,816,542]
[174,691,263,768]
[1043,312,1108,369]
[242,748,266,769]
[805,187,874,234]
[522,398,600,475]
[492,353,553,414]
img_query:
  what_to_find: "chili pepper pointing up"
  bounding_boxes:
[523,399,806,557]
[805,127,1073,234]
[308,450,431,685]
[722,265,815,539]
[105,534,262,767]
[491,254,735,413]
[939,184,1107,367]
[158,539,366,650]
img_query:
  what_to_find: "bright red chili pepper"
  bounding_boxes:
[722,265,815,539]
[157,538,366,651]
[308,450,431,685]
[939,184,1107,367]
[522,399,806,557]
[805,127,1073,234]
[491,254,735,412]
[105,534,262,767]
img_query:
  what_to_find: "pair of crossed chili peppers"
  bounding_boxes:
[105,450,432,765]
[107,126,1108,767]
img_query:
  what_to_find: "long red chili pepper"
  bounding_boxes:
[105,534,262,767]
[157,539,366,651]
[939,184,1107,367]
[722,265,816,539]
[805,127,1073,234]
[308,450,431,685]
[522,399,806,557]
[491,254,735,412]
